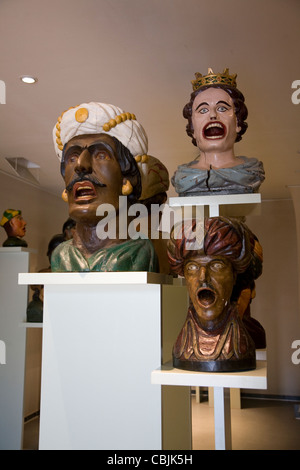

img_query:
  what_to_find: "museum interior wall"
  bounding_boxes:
[0,172,68,271]
[288,186,300,310]
[0,171,67,417]
[246,199,300,398]
[0,171,299,417]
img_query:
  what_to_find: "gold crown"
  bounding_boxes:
[191,68,237,91]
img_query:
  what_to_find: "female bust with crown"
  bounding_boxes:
[171,68,265,196]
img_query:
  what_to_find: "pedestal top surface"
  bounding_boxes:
[151,360,267,389]
[169,193,261,206]
[18,271,185,286]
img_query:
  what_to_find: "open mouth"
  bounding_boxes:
[203,121,226,140]
[73,181,97,202]
[197,287,216,308]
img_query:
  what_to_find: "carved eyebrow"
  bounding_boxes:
[195,100,232,111]
[63,144,83,158]
[216,100,232,108]
[195,101,209,111]
[88,141,114,153]
[64,141,113,158]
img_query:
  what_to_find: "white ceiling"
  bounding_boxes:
[0,0,299,200]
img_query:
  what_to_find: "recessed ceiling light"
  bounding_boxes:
[20,76,38,84]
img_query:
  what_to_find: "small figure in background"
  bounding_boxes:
[235,226,266,349]
[62,218,76,240]
[26,287,43,323]
[0,209,28,247]
[26,233,65,323]
[46,233,66,270]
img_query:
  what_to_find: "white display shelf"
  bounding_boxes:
[169,193,261,207]
[0,247,37,253]
[151,360,267,450]
[151,360,267,389]
[169,193,261,217]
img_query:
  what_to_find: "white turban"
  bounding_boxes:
[53,102,148,161]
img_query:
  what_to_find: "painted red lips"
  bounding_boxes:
[73,181,97,202]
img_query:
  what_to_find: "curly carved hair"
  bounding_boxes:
[167,216,262,300]
[167,217,252,274]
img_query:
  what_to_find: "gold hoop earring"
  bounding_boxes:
[62,189,68,202]
[122,180,133,196]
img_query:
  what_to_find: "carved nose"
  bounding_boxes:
[75,148,92,174]
[199,266,207,282]
[209,109,217,120]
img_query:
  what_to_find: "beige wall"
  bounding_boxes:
[246,199,300,397]
[288,186,300,311]
[0,172,68,271]
[0,172,68,417]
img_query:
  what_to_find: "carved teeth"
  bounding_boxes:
[73,181,97,200]
[204,121,225,139]
[205,122,223,129]
[76,186,95,195]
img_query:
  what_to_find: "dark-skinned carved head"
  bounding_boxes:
[53,103,148,221]
[167,217,253,331]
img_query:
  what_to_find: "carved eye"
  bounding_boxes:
[210,261,226,271]
[67,152,79,164]
[216,105,228,112]
[64,147,81,164]
[93,150,111,160]
[185,263,199,272]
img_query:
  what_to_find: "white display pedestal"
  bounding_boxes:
[0,248,33,450]
[19,272,191,450]
[151,360,267,450]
